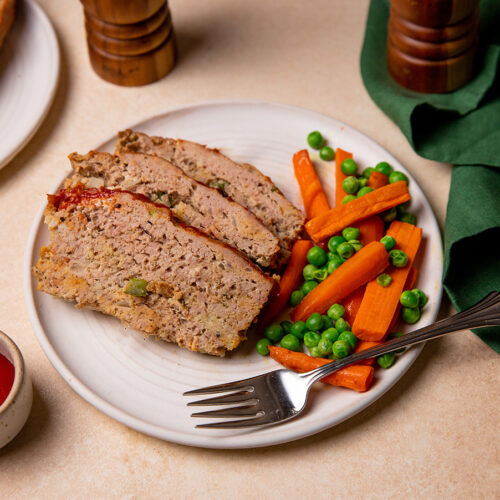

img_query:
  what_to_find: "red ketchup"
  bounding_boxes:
[0,353,15,406]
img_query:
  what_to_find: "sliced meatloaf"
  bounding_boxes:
[116,130,306,266]
[33,187,275,356]
[66,151,280,268]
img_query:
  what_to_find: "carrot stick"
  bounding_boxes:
[356,215,384,246]
[342,286,365,325]
[290,241,389,322]
[335,148,352,206]
[259,240,313,327]
[387,266,418,333]
[269,346,374,392]
[293,149,330,219]
[368,170,389,189]
[352,221,422,341]
[305,181,410,243]
[354,341,383,366]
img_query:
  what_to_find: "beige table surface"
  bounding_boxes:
[1,0,499,498]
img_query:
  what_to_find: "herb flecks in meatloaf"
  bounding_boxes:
[33,186,275,356]
[66,150,280,268]
[116,130,306,267]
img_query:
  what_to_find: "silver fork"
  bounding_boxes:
[184,291,500,429]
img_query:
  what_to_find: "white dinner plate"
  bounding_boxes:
[0,0,59,170]
[24,101,443,449]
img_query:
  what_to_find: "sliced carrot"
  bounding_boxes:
[291,241,389,322]
[342,286,365,325]
[269,346,374,392]
[352,221,422,341]
[353,340,383,366]
[305,181,410,243]
[259,240,313,327]
[335,148,352,206]
[387,267,418,334]
[293,149,330,219]
[368,170,389,189]
[356,215,384,246]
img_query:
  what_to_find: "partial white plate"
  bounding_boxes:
[24,101,443,449]
[0,0,59,170]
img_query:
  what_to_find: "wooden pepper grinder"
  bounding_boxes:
[81,0,176,86]
[387,0,480,93]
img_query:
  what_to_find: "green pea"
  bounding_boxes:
[362,167,375,179]
[290,321,307,339]
[342,195,357,204]
[322,327,339,343]
[304,331,321,348]
[380,235,396,251]
[332,339,351,358]
[318,338,333,355]
[381,207,397,223]
[302,280,319,295]
[390,331,406,353]
[280,320,293,335]
[264,324,283,342]
[309,346,324,358]
[307,246,327,267]
[400,290,419,308]
[342,227,360,241]
[124,278,148,297]
[389,171,409,185]
[397,202,410,215]
[256,338,271,356]
[303,264,318,281]
[335,317,350,333]
[328,235,346,254]
[357,186,374,197]
[376,273,392,287]
[306,312,323,332]
[290,290,304,306]
[375,161,393,176]
[412,288,428,308]
[341,158,358,175]
[389,249,408,268]
[358,177,369,188]
[402,306,421,324]
[319,146,335,161]
[312,268,328,281]
[327,303,345,320]
[342,176,359,194]
[307,131,324,149]
[348,239,363,252]
[321,315,334,330]
[398,212,417,225]
[280,333,301,352]
[327,256,343,274]
[336,242,354,260]
[338,331,357,350]
[377,352,396,368]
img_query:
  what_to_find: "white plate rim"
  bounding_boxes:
[24,99,443,449]
[0,0,60,170]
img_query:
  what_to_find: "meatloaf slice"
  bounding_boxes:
[66,151,279,268]
[116,130,306,266]
[33,187,275,356]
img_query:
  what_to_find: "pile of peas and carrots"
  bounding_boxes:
[256,130,429,378]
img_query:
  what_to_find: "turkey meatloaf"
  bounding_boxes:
[33,186,275,356]
[66,150,280,268]
[116,130,306,266]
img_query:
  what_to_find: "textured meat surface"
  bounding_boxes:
[116,130,306,266]
[33,187,275,356]
[66,151,280,268]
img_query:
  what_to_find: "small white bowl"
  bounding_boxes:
[0,330,33,448]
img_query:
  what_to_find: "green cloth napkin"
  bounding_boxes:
[360,0,500,353]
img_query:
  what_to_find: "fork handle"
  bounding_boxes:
[302,291,500,386]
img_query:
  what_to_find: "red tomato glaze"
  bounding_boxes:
[0,353,15,406]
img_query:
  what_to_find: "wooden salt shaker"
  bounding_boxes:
[387,0,480,93]
[81,0,176,86]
